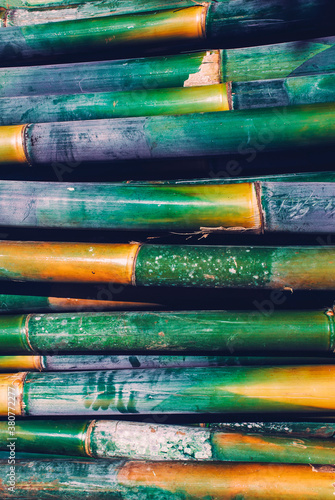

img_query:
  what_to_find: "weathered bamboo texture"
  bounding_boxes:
[1,38,335,98]
[1,419,335,464]
[0,179,334,233]
[0,241,333,289]
[1,460,335,499]
[1,355,335,371]
[0,1,334,64]
[1,309,334,354]
[209,421,335,439]
[2,72,335,124]
[1,366,335,416]
[1,103,334,165]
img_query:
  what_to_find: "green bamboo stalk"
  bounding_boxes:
[1,419,335,464]
[0,294,159,312]
[1,365,335,416]
[1,459,335,499]
[0,178,334,233]
[0,1,333,65]
[1,355,335,371]
[0,241,333,290]
[0,50,222,98]
[1,0,197,12]
[209,421,335,439]
[0,84,230,125]
[2,103,334,165]
[0,308,334,354]
[1,38,335,98]
[1,73,335,125]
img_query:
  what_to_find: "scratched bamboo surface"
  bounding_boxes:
[0,241,333,289]
[1,38,335,98]
[1,419,335,464]
[1,103,334,165]
[1,365,335,416]
[0,1,334,65]
[0,179,334,233]
[2,459,335,499]
[1,308,334,354]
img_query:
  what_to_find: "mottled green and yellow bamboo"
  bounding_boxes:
[1,355,335,371]
[1,459,335,499]
[1,419,335,464]
[0,308,334,354]
[0,1,333,65]
[0,241,333,290]
[1,103,334,165]
[1,365,335,416]
[0,178,333,233]
[1,38,335,98]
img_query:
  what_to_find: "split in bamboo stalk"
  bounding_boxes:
[0,308,334,354]
[2,72,335,125]
[1,38,335,98]
[209,421,335,439]
[1,355,335,371]
[0,241,333,289]
[2,419,335,464]
[1,365,335,416]
[1,103,334,165]
[0,1,334,65]
[2,459,335,499]
[0,178,334,233]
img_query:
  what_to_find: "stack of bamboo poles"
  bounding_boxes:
[0,0,334,498]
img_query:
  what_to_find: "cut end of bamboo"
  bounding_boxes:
[0,124,28,164]
[0,373,26,416]
[0,356,43,372]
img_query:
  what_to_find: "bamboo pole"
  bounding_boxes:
[0,241,333,289]
[1,38,334,98]
[0,308,334,354]
[1,102,334,165]
[1,365,335,416]
[0,50,222,98]
[0,1,333,65]
[209,421,335,439]
[1,459,335,499]
[0,178,334,233]
[1,419,335,464]
[0,85,230,125]
[1,72,335,125]
[0,294,159,312]
[1,355,335,371]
